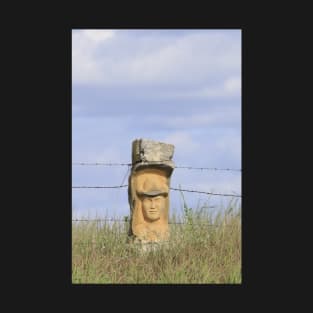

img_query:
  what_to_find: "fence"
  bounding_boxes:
[72,162,241,172]
[72,218,238,226]
[72,161,242,223]
[72,162,242,197]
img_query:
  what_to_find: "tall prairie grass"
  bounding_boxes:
[72,197,241,284]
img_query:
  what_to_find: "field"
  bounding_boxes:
[72,197,241,284]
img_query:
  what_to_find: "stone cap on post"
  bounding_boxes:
[131,138,175,177]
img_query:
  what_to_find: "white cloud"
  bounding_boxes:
[215,132,241,163]
[161,75,241,99]
[224,76,241,94]
[161,132,200,156]
[72,30,116,84]
[141,109,240,129]
[81,29,115,42]
[203,76,241,97]
[193,177,242,195]
[72,29,241,87]
[72,146,124,163]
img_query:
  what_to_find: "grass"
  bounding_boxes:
[72,197,241,284]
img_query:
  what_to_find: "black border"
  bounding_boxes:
[8,2,305,304]
[23,20,272,303]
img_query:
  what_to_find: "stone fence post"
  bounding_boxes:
[127,138,175,245]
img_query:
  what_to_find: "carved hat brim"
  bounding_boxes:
[132,161,174,177]
[137,190,168,197]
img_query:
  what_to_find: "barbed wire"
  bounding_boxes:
[73,162,131,166]
[72,218,127,222]
[72,185,241,197]
[174,166,241,172]
[120,165,131,186]
[72,185,128,189]
[72,162,241,172]
[72,219,236,226]
[170,187,241,198]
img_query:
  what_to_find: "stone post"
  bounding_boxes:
[127,138,175,245]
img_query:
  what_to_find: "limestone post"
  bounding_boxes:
[127,138,175,244]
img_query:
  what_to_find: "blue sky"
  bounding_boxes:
[72,29,241,219]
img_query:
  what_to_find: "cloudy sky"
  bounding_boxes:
[72,29,241,219]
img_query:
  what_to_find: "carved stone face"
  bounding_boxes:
[141,195,165,222]
[129,168,170,242]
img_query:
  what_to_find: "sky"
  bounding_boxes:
[72,29,241,219]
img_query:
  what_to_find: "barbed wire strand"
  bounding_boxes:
[72,219,235,226]
[174,166,241,172]
[72,162,131,166]
[120,165,131,186]
[72,162,241,172]
[72,185,241,197]
[72,185,128,189]
[170,187,241,198]
[73,218,126,222]
[112,164,131,212]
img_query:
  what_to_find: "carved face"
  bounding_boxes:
[141,195,165,222]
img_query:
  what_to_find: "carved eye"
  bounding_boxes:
[142,198,150,204]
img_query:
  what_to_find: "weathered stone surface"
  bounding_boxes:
[131,138,175,176]
[132,138,174,163]
[128,139,175,244]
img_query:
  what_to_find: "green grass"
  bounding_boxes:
[72,198,241,284]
